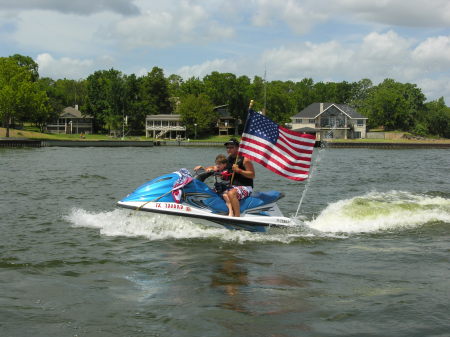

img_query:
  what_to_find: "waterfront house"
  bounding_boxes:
[290,103,368,140]
[215,105,239,136]
[145,114,186,139]
[46,105,93,134]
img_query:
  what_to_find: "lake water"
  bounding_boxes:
[1,146,449,337]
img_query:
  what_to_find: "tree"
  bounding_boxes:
[124,74,144,135]
[249,75,265,111]
[349,78,373,110]
[139,67,171,116]
[179,76,205,97]
[167,74,183,98]
[203,72,251,133]
[425,97,450,137]
[84,69,126,133]
[10,54,39,81]
[177,94,216,138]
[293,78,316,112]
[0,57,48,136]
[264,81,296,124]
[358,79,426,131]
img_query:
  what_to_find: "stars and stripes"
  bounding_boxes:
[172,168,193,203]
[239,110,316,181]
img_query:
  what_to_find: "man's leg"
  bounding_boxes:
[227,189,240,217]
[222,192,234,217]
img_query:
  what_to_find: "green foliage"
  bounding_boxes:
[358,79,426,131]
[203,72,251,126]
[177,94,217,138]
[412,122,428,137]
[139,67,171,115]
[179,76,205,97]
[10,54,39,81]
[84,68,128,133]
[265,81,296,124]
[37,77,87,129]
[424,97,450,138]
[0,56,49,136]
[167,74,183,98]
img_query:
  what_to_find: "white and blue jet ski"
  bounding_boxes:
[117,169,292,232]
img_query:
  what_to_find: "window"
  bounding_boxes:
[320,108,345,127]
[357,119,364,126]
[308,119,315,124]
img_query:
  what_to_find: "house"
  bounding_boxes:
[145,114,186,139]
[46,105,93,134]
[290,103,368,140]
[215,105,238,136]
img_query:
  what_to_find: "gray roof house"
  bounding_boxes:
[290,103,368,140]
[46,105,93,134]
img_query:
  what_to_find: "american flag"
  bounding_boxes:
[239,110,316,181]
[172,168,193,203]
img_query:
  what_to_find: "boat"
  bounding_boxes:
[117,169,292,232]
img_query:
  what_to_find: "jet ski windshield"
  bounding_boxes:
[192,168,214,182]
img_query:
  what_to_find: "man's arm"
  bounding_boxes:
[232,158,255,179]
[194,165,215,172]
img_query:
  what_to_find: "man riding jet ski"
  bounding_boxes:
[117,166,290,232]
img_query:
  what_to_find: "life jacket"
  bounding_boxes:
[226,156,254,188]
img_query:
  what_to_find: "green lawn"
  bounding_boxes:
[2,127,448,143]
[1,127,147,141]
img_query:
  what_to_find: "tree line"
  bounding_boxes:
[1,54,449,138]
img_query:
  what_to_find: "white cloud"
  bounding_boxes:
[251,0,327,34]
[412,35,450,71]
[417,77,450,102]
[110,2,234,49]
[36,53,103,79]
[11,10,116,56]
[178,59,238,78]
[261,41,354,79]
[248,0,450,34]
[359,31,412,60]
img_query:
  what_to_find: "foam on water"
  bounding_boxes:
[304,190,450,233]
[65,208,315,243]
[65,190,450,242]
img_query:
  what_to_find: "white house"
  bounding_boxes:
[290,103,368,140]
[145,114,186,139]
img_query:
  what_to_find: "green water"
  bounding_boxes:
[1,147,449,336]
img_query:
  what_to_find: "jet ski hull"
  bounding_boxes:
[117,171,292,233]
[117,200,292,232]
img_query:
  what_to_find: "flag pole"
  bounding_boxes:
[230,99,253,185]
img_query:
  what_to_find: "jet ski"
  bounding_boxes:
[117,169,292,232]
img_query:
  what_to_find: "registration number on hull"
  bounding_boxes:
[154,203,191,211]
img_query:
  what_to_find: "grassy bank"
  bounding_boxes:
[328,137,450,144]
[0,128,146,141]
[1,127,449,144]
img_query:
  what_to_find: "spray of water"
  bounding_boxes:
[295,126,336,217]
[304,190,450,233]
[65,208,318,244]
[65,190,449,243]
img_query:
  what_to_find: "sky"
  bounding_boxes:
[1,0,450,102]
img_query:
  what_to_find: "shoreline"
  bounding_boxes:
[1,138,450,148]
